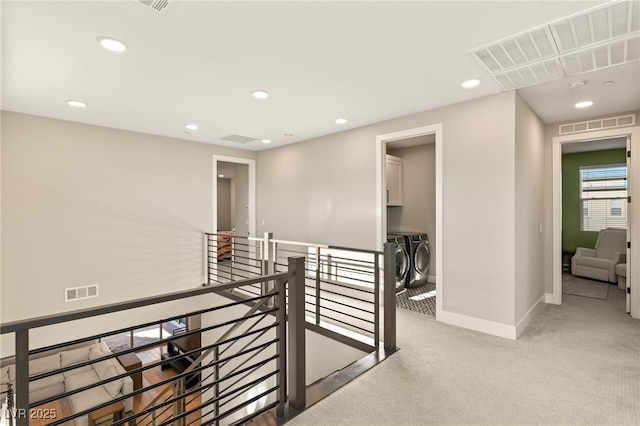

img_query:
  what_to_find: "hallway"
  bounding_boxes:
[288,286,639,425]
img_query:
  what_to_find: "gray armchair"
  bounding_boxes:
[572,228,626,283]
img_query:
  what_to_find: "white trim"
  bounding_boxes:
[438,309,516,340]
[515,295,546,338]
[552,126,639,318]
[212,155,256,238]
[376,123,443,316]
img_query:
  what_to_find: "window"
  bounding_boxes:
[580,165,627,231]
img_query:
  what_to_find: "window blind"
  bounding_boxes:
[580,165,627,231]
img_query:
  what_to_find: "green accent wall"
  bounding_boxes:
[562,148,626,251]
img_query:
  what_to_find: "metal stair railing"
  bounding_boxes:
[0,257,308,426]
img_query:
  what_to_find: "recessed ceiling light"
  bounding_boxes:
[252,90,269,99]
[575,100,593,108]
[218,174,224,178]
[97,36,127,52]
[462,79,481,88]
[261,139,272,144]
[185,124,198,131]
[602,81,615,86]
[66,100,86,108]
[335,118,348,124]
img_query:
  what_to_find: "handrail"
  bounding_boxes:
[0,273,288,334]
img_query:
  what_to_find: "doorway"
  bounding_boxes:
[376,124,443,316]
[212,156,256,237]
[552,126,639,319]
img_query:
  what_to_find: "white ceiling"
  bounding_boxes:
[2,1,639,151]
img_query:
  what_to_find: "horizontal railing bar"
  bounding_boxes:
[306,286,374,304]
[314,304,375,325]
[114,342,281,426]
[210,265,261,277]
[311,311,375,335]
[319,274,377,285]
[28,305,277,384]
[328,245,384,255]
[135,356,279,426]
[315,278,375,294]
[304,297,375,316]
[272,238,329,248]
[1,271,292,333]
[29,292,274,357]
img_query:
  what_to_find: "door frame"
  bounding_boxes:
[376,123,443,316]
[212,155,256,237]
[551,126,639,318]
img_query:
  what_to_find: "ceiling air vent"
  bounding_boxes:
[469,0,640,91]
[221,134,259,144]
[134,0,172,15]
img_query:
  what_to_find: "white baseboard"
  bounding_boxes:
[545,291,560,304]
[515,294,545,338]
[437,309,517,340]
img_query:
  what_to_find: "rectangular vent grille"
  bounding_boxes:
[135,0,171,15]
[470,1,640,91]
[558,114,636,135]
[221,134,259,144]
[65,284,99,302]
[549,0,639,53]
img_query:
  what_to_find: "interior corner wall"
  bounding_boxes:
[514,93,545,325]
[542,110,640,294]
[0,111,256,354]
[257,92,518,329]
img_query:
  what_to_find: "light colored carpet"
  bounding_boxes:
[287,286,639,425]
[562,273,610,300]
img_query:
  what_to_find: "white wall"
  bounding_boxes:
[514,93,545,330]
[1,111,256,354]
[258,92,528,335]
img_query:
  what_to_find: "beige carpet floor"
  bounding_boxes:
[562,272,610,300]
[287,285,639,425]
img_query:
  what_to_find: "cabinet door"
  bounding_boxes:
[386,156,403,206]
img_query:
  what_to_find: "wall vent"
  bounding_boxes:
[558,114,636,135]
[65,284,99,302]
[134,0,172,15]
[221,134,259,144]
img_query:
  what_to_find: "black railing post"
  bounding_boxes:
[262,232,273,297]
[374,252,380,348]
[206,233,211,285]
[275,277,287,417]
[15,329,29,426]
[288,256,306,411]
[383,242,397,352]
[315,247,321,325]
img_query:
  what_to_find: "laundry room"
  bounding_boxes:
[386,134,437,315]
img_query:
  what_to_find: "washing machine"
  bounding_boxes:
[386,234,409,292]
[400,233,430,288]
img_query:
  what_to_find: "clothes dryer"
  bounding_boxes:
[400,233,430,288]
[386,234,409,292]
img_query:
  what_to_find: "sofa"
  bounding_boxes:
[0,342,133,425]
[572,227,626,283]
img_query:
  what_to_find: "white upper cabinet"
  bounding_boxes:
[386,155,403,206]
